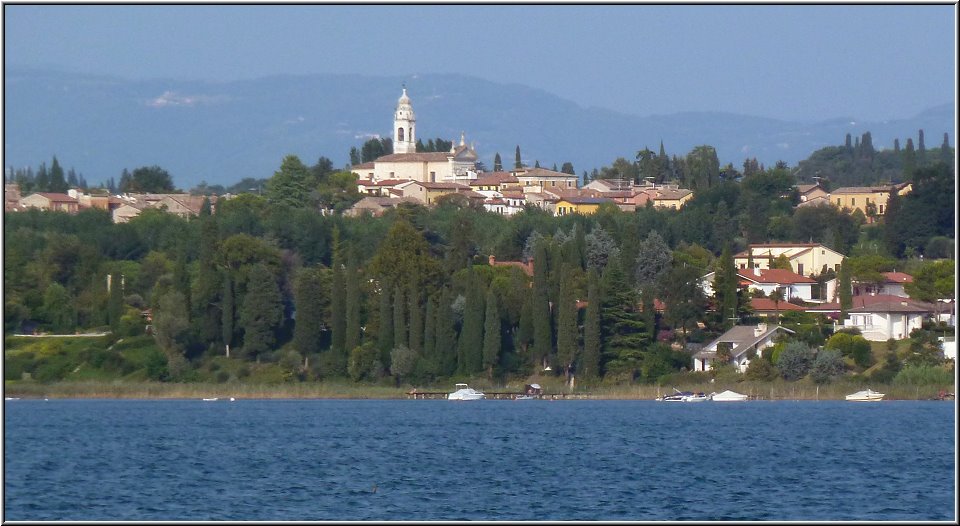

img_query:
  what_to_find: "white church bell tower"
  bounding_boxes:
[393,87,416,154]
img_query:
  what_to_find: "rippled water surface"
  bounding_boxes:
[3,399,955,520]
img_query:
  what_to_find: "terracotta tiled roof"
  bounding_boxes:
[375,152,450,163]
[750,298,806,311]
[738,268,816,284]
[882,272,913,284]
[33,192,78,202]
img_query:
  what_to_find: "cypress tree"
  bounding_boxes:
[221,275,234,354]
[493,152,503,172]
[194,214,221,344]
[49,157,68,193]
[330,228,346,355]
[517,293,534,362]
[600,258,647,377]
[902,138,917,179]
[107,272,124,331]
[940,133,951,166]
[482,287,501,378]
[435,288,458,376]
[581,268,602,381]
[457,270,485,374]
[344,247,362,352]
[556,265,579,382]
[393,285,406,352]
[918,129,926,160]
[838,259,852,320]
[715,244,739,329]
[532,239,553,370]
[378,287,393,360]
[894,138,900,152]
[515,145,523,169]
[423,292,437,372]
[239,264,283,361]
[408,283,423,353]
[293,267,324,356]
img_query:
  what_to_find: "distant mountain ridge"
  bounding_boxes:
[3,68,954,188]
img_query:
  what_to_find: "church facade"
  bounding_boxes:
[351,88,479,184]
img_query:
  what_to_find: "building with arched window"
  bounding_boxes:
[351,88,479,184]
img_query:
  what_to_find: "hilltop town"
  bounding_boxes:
[3,88,955,396]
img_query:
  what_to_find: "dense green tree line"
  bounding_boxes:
[5,130,954,386]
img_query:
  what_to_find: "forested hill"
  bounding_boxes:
[3,68,954,188]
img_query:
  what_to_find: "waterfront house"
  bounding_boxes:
[693,323,794,373]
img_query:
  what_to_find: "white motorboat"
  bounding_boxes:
[845,389,885,402]
[710,390,749,402]
[657,388,709,402]
[202,397,219,402]
[448,383,485,401]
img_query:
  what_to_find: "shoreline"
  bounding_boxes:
[4,381,954,402]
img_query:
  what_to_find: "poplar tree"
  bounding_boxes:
[482,287,501,378]
[581,268,602,381]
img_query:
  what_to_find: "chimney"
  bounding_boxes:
[755,323,767,336]
[753,267,761,277]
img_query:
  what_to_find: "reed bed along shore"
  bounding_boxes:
[5,380,953,401]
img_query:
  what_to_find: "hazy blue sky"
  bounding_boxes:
[4,4,956,122]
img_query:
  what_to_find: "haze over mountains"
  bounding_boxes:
[4,68,954,189]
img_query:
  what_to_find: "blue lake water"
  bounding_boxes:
[3,399,956,521]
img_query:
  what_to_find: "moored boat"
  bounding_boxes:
[845,388,885,402]
[657,388,709,402]
[448,383,485,400]
[710,390,749,402]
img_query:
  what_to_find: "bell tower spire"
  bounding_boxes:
[393,86,416,154]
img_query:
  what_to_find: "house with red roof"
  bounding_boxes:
[701,267,819,303]
[852,271,913,298]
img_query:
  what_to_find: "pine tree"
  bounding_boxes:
[581,268,601,381]
[482,287,501,378]
[600,259,646,378]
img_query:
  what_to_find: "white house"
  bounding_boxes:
[852,271,913,298]
[701,267,818,302]
[842,295,938,341]
[734,243,844,278]
[693,324,794,373]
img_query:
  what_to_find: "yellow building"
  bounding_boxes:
[652,188,693,210]
[554,196,613,216]
[830,183,911,219]
[734,243,845,278]
[512,167,579,192]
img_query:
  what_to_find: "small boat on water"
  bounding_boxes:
[448,383,485,401]
[845,389,885,402]
[515,383,542,400]
[710,390,749,402]
[657,388,709,402]
[5,397,20,401]
[202,397,219,402]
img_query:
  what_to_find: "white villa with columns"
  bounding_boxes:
[350,88,479,184]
